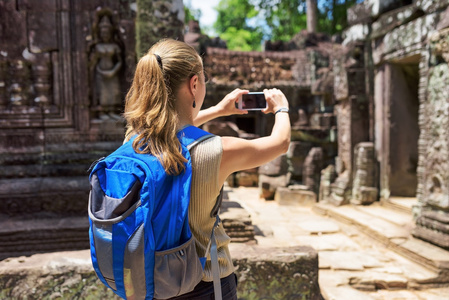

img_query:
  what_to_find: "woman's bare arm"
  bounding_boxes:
[193,88,249,127]
[218,88,291,186]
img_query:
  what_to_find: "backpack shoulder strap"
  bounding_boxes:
[177,125,215,150]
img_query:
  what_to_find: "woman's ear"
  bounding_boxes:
[189,74,199,96]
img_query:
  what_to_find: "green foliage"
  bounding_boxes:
[214,0,258,33]
[212,0,364,51]
[220,27,263,51]
[319,0,361,34]
[259,0,307,42]
[214,0,263,51]
[184,2,202,26]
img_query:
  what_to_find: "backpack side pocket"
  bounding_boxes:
[153,237,203,299]
[89,172,146,298]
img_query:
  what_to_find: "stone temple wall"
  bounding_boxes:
[339,0,449,250]
[414,24,449,249]
[0,0,186,259]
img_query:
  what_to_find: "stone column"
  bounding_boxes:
[351,142,377,205]
[327,43,370,205]
[135,0,185,58]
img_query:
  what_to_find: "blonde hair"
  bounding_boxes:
[124,39,203,175]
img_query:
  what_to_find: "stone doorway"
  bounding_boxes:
[376,55,420,201]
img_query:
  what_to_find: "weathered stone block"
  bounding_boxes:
[275,186,317,206]
[0,250,120,300]
[235,172,258,187]
[372,13,440,65]
[371,4,419,39]
[351,187,378,205]
[259,174,290,200]
[231,244,323,300]
[0,245,323,300]
[259,154,289,176]
[288,141,313,177]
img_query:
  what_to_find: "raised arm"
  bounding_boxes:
[218,88,291,186]
[194,88,249,127]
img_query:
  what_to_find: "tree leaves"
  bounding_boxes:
[211,0,363,51]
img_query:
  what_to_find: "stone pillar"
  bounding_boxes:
[259,155,290,200]
[328,43,370,206]
[135,0,185,58]
[412,28,449,249]
[303,147,323,195]
[351,142,377,205]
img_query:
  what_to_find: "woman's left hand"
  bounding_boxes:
[215,88,249,117]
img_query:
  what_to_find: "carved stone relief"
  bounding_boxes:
[89,9,124,120]
[0,0,137,259]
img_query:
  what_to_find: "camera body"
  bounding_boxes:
[237,92,267,110]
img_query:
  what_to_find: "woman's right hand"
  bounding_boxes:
[262,88,289,114]
[215,88,249,117]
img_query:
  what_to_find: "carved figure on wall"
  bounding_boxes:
[89,10,123,120]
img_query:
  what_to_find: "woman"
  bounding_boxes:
[124,39,291,299]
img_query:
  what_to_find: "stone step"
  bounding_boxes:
[381,197,418,214]
[313,203,449,283]
[0,216,89,261]
[354,202,413,228]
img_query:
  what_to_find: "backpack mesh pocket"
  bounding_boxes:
[153,237,204,299]
[89,173,145,295]
[123,224,146,300]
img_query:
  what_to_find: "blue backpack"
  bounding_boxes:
[88,126,222,300]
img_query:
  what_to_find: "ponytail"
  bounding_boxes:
[124,39,203,175]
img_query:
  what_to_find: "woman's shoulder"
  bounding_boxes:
[195,135,222,152]
[191,135,223,161]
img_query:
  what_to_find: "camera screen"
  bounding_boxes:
[241,93,266,109]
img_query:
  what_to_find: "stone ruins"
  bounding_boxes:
[0,0,449,269]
